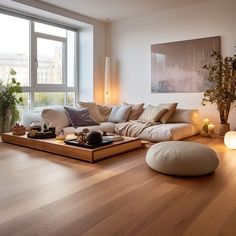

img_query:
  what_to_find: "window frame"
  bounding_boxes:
[18,21,78,109]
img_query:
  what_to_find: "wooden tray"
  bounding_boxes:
[27,132,56,139]
[64,139,113,149]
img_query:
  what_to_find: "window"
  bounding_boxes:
[0,13,77,110]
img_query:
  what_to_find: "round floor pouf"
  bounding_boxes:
[146,141,219,176]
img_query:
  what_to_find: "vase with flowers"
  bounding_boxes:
[0,69,23,134]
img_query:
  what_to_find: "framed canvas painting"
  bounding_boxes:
[151,36,220,93]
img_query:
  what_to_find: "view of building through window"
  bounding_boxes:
[0,13,77,110]
[0,14,29,86]
[37,38,63,84]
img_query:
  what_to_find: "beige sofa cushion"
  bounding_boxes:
[167,109,201,127]
[41,107,71,133]
[108,105,132,123]
[77,102,103,123]
[122,102,144,120]
[138,105,168,122]
[159,102,178,124]
[146,141,219,176]
[97,104,113,121]
[139,123,199,141]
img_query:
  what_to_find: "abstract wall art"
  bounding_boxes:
[151,36,220,93]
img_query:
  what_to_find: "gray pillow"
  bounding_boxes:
[108,105,132,123]
[64,107,99,128]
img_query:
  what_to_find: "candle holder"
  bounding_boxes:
[201,119,215,138]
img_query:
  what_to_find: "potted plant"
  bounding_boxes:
[202,51,236,136]
[0,69,23,134]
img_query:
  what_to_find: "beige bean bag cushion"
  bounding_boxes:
[146,141,219,176]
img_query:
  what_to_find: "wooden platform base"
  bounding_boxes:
[1,133,142,162]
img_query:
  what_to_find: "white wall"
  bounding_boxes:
[110,0,236,130]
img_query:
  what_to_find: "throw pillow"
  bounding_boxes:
[97,104,113,121]
[159,102,178,124]
[138,104,168,122]
[122,102,144,120]
[107,105,132,123]
[64,107,99,128]
[41,107,71,133]
[77,101,104,123]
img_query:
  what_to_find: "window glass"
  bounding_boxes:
[16,92,29,121]
[34,92,65,107]
[67,92,75,106]
[35,22,66,37]
[37,38,63,84]
[0,13,29,86]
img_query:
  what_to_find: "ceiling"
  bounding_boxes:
[39,0,213,22]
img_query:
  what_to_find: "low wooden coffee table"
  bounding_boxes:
[2,133,142,162]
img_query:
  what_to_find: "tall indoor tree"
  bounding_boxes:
[202,50,236,136]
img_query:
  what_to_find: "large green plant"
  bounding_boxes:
[202,51,236,124]
[0,69,23,133]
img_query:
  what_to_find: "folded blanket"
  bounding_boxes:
[115,120,157,137]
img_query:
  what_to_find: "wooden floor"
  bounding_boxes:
[0,135,236,236]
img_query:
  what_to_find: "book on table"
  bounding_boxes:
[103,135,124,141]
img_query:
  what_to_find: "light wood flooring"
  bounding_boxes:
[0,135,236,236]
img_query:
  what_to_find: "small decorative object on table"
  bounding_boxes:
[75,131,87,144]
[27,122,56,139]
[56,129,66,140]
[87,131,103,145]
[27,130,56,139]
[74,129,103,145]
[103,134,124,142]
[12,123,26,135]
[29,121,42,132]
[65,129,112,148]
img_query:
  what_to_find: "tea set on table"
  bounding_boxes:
[27,121,105,145]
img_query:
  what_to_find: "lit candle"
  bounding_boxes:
[203,118,210,125]
[203,118,210,133]
[208,124,215,134]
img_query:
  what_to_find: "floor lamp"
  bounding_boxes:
[104,56,111,105]
[104,18,111,105]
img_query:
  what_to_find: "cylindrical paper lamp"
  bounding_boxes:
[224,131,236,149]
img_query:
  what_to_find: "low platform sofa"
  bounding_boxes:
[37,102,201,142]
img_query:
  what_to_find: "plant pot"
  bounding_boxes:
[219,123,230,137]
[0,108,13,134]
